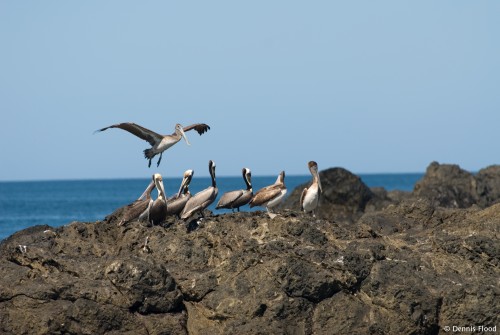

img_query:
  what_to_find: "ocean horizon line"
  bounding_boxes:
[0,171,426,184]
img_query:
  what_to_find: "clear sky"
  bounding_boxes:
[1,1,499,181]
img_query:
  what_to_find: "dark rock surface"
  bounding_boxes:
[413,161,500,209]
[281,167,394,223]
[1,162,499,334]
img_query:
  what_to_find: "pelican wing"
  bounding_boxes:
[216,189,244,209]
[138,180,155,201]
[300,188,307,211]
[250,186,282,207]
[96,122,163,146]
[166,194,190,216]
[109,198,150,226]
[182,123,211,135]
[181,186,217,219]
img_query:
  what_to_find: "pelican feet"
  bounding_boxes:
[186,218,201,233]
[266,208,278,219]
[156,153,163,167]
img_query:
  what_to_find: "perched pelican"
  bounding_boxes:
[95,122,210,167]
[216,168,252,212]
[139,173,168,225]
[166,169,194,218]
[300,161,322,217]
[249,171,287,219]
[180,160,218,221]
[106,177,156,226]
[106,173,167,226]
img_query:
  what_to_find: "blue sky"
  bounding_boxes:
[1,1,499,180]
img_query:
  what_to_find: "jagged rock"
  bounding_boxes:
[1,163,500,334]
[412,162,500,209]
[413,161,478,208]
[282,167,377,222]
[475,165,500,208]
[1,202,499,334]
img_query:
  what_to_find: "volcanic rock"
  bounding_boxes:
[1,162,499,334]
[413,161,500,209]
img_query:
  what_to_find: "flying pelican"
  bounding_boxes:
[216,168,252,212]
[300,161,322,217]
[166,169,194,218]
[249,171,287,219]
[139,173,168,225]
[95,122,210,167]
[180,160,218,221]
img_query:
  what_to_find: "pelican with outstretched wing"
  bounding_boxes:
[95,122,210,167]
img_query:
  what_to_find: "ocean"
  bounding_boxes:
[0,173,423,241]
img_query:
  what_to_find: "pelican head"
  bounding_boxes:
[177,169,194,198]
[209,160,216,186]
[308,161,322,193]
[243,168,252,189]
[275,170,285,184]
[175,123,191,146]
[153,173,168,205]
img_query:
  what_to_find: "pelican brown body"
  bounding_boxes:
[216,168,252,212]
[139,173,168,225]
[249,171,287,219]
[106,178,156,226]
[300,161,322,217]
[180,160,218,221]
[95,122,210,167]
[166,169,194,218]
[106,173,167,226]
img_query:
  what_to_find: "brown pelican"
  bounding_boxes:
[216,168,252,212]
[180,160,218,221]
[139,173,168,225]
[95,122,210,167]
[166,169,194,218]
[249,171,287,219]
[106,173,167,226]
[106,177,156,226]
[300,161,322,217]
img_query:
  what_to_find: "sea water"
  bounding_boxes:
[0,173,423,240]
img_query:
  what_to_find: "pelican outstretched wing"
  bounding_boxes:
[96,122,163,146]
[182,123,211,135]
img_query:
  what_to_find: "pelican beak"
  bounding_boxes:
[180,128,191,146]
[177,176,188,198]
[316,170,323,193]
[158,179,168,206]
[138,179,155,201]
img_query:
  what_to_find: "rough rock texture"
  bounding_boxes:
[413,161,500,209]
[281,167,395,223]
[1,162,499,334]
[413,162,478,208]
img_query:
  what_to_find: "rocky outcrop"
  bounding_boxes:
[413,162,478,208]
[281,167,396,223]
[284,162,500,219]
[1,162,499,334]
[413,161,500,209]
